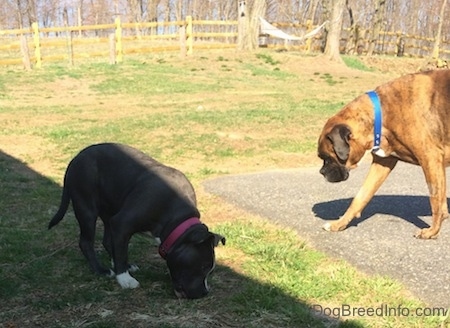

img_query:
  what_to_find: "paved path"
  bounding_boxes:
[203,162,450,308]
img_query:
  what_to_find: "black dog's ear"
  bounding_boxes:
[212,233,226,247]
[186,225,211,244]
[327,124,351,162]
[186,226,225,247]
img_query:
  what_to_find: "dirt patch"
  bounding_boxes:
[0,135,61,178]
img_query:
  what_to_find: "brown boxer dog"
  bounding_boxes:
[317,69,450,239]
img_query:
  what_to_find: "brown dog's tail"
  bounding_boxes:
[48,185,71,230]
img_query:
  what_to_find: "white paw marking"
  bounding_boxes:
[323,223,332,231]
[116,271,140,289]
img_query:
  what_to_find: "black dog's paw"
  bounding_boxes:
[94,267,115,277]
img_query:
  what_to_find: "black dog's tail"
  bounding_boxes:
[48,185,71,230]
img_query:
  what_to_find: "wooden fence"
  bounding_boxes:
[271,22,450,59]
[0,17,449,69]
[0,16,238,68]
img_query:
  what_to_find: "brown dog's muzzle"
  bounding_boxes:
[320,162,349,182]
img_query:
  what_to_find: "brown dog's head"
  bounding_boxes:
[318,94,375,183]
[318,124,352,182]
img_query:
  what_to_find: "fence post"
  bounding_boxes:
[20,35,31,70]
[305,20,312,53]
[396,32,405,57]
[109,34,116,64]
[186,16,193,55]
[63,8,74,66]
[115,17,123,62]
[32,22,42,68]
[179,25,187,57]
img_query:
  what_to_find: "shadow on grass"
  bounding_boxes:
[0,150,363,328]
[313,195,434,229]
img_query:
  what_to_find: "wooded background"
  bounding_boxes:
[2,0,448,41]
[1,0,449,62]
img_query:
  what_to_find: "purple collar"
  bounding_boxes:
[158,217,202,259]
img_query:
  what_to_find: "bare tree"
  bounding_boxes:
[431,0,448,59]
[367,0,385,56]
[237,0,267,51]
[1,0,450,60]
[306,0,321,23]
[323,0,345,62]
[15,0,25,28]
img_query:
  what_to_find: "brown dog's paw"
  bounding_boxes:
[414,228,439,239]
[322,221,347,232]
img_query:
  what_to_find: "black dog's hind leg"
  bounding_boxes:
[73,202,112,276]
[102,219,121,276]
[101,217,114,264]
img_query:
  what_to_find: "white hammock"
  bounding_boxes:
[259,17,327,41]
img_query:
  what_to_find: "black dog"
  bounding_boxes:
[49,143,225,299]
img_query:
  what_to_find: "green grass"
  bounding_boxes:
[256,53,281,65]
[0,51,447,327]
[342,55,373,71]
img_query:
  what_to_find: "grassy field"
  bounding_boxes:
[0,50,448,328]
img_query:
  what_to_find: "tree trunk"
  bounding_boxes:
[323,0,345,62]
[237,0,249,50]
[344,0,356,54]
[306,0,320,23]
[431,0,448,59]
[367,0,386,56]
[15,0,23,28]
[237,0,266,51]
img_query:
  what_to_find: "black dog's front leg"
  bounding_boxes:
[110,215,140,289]
[102,218,140,278]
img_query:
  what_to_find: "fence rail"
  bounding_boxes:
[0,17,448,69]
[0,16,238,68]
[270,22,450,59]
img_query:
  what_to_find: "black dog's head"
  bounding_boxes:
[318,124,353,183]
[165,225,225,299]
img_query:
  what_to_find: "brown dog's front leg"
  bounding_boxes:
[323,155,398,232]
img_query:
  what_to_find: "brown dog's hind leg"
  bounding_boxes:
[414,159,448,239]
[323,155,398,232]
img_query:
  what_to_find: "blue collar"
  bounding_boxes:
[366,90,382,153]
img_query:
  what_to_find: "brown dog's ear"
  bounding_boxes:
[327,124,351,162]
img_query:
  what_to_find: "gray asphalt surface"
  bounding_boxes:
[203,161,450,308]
